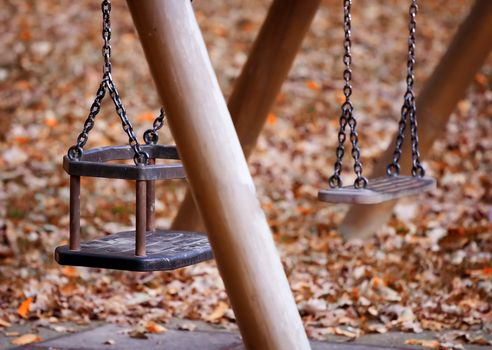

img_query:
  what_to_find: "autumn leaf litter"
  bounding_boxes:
[0,0,491,347]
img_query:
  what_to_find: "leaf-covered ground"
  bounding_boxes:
[0,0,491,348]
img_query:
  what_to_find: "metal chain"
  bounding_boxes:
[68,0,149,165]
[67,82,106,161]
[143,108,166,144]
[328,0,367,189]
[387,0,425,177]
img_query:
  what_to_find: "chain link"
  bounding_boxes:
[328,0,367,189]
[68,0,157,165]
[143,108,166,144]
[387,0,425,177]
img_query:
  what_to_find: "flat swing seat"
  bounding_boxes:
[318,176,436,205]
[55,230,213,271]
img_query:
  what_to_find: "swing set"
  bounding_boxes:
[55,0,434,271]
[52,0,492,349]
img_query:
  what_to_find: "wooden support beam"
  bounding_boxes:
[126,1,311,349]
[340,0,492,240]
[172,0,321,232]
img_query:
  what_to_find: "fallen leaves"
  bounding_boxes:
[405,338,440,349]
[137,111,156,122]
[61,266,80,278]
[267,112,277,126]
[44,117,58,128]
[206,301,229,322]
[0,319,11,328]
[10,334,42,346]
[129,321,168,339]
[438,224,492,250]
[17,297,33,318]
[467,267,492,279]
[306,80,321,91]
[145,321,167,334]
[0,0,490,345]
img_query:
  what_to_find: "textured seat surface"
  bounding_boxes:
[318,176,436,204]
[55,230,212,271]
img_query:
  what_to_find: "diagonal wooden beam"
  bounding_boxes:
[340,0,492,240]
[126,1,311,349]
[172,0,322,232]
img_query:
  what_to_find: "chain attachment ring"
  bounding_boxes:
[386,163,400,177]
[133,151,150,166]
[68,146,84,161]
[329,175,342,189]
[143,108,166,145]
[354,176,368,189]
[143,130,159,144]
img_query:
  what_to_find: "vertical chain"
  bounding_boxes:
[100,0,148,165]
[407,1,424,177]
[102,0,112,75]
[68,0,148,165]
[67,82,106,161]
[387,0,425,177]
[328,0,367,189]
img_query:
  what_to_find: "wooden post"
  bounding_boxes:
[340,0,492,240]
[136,180,147,256]
[172,0,321,231]
[126,1,311,349]
[146,159,156,232]
[69,175,81,251]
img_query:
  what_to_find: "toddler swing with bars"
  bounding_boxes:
[318,0,436,205]
[55,0,212,272]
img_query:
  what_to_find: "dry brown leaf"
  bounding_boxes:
[62,266,79,278]
[145,321,167,334]
[206,301,229,322]
[136,111,155,122]
[405,339,440,349]
[331,327,361,338]
[267,112,277,126]
[17,297,33,318]
[10,334,42,346]
[0,319,11,328]
[306,80,321,91]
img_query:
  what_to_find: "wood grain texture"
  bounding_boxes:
[126,1,311,349]
[172,0,322,232]
[340,0,492,239]
[318,176,436,205]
